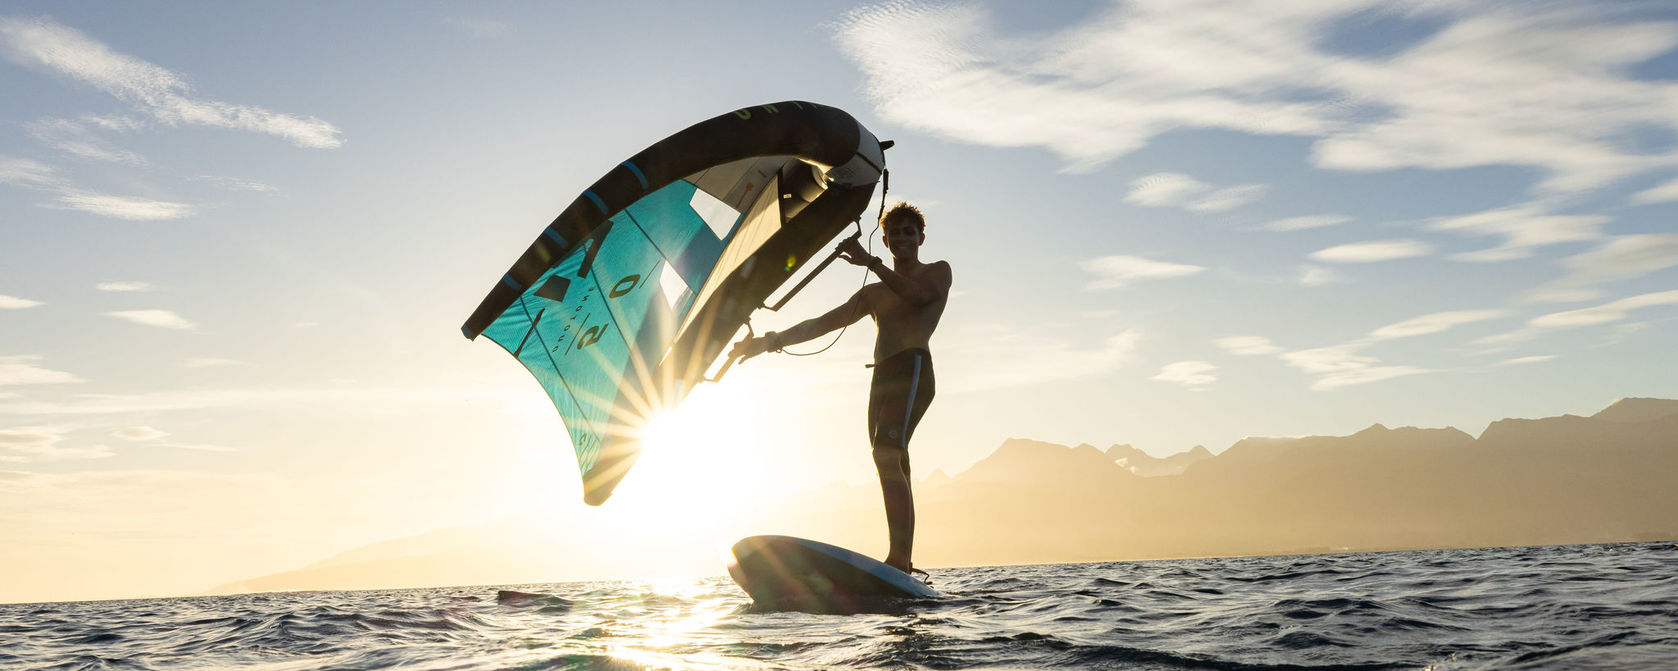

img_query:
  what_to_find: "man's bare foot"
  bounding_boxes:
[884,557,911,573]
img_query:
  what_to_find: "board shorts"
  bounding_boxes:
[868,348,935,454]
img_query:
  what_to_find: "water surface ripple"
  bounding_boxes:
[5,542,1675,669]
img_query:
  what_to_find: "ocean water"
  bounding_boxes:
[4,542,1676,670]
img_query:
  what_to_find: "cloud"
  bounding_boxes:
[940,327,1143,392]
[0,156,60,188]
[1278,345,1430,390]
[1428,205,1608,262]
[1189,184,1268,212]
[1125,172,1267,212]
[1310,365,1431,391]
[105,425,232,451]
[1368,309,1507,340]
[0,294,43,309]
[113,426,167,441]
[104,310,197,331]
[1497,355,1556,366]
[1082,255,1205,289]
[0,16,343,148]
[0,356,81,386]
[1263,214,1351,232]
[1477,289,1678,345]
[0,384,528,417]
[1,155,193,221]
[1530,234,1678,302]
[51,192,193,220]
[0,426,112,462]
[1632,176,1678,204]
[1126,173,1205,207]
[1297,265,1343,286]
[834,2,1678,194]
[193,175,276,192]
[95,281,153,292]
[1309,239,1433,263]
[26,118,145,165]
[1215,336,1281,355]
[1153,361,1217,390]
[1280,345,1377,375]
[1219,332,1435,390]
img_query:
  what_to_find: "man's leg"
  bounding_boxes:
[873,445,915,572]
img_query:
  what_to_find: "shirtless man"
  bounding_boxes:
[730,203,951,574]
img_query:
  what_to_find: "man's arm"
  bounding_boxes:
[837,238,950,306]
[869,260,950,306]
[730,288,871,361]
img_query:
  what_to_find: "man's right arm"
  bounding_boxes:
[733,288,871,360]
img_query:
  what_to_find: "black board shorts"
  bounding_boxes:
[868,348,935,452]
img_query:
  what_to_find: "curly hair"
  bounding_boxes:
[879,202,926,234]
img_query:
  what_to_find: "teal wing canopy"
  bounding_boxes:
[463,102,885,505]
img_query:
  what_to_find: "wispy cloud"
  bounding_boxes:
[1497,355,1556,366]
[1153,361,1217,390]
[0,156,59,187]
[1428,205,1607,262]
[104,310,197,331]
[1630,176,1678,205]
[1529,234,1678,302]
[1280,345,1430,391]
[1223,305,1500,390]
[1125,172,1267,212]
[193,175,276,192]
[107,425,234,452]
[940,327,1143,393]
[835,2,1678,194]
[1215,336,1281,356]
[1263,214,1351,232]
[1477,289,1678,345]
[1297,265,1343,286]
[1310,239,1433,263]
[95,281,153,292]
[0,425,112,462]
[53,193,192,220]
[0,356,81,386]
[1082,255,1205,290]
[112,426,167,441]
[0,16,343,148]
[0,294,43,309]
[0,155,193,220]
[1368,309,1507,340]
[26,117,145,165]
[0,384,527,416]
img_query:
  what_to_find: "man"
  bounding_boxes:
[730,203,951,575]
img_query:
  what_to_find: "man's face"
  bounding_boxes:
[882,218,923,256]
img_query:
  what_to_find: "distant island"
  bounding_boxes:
[210,398,1678,595]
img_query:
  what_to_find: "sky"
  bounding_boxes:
[3,0,1677,603]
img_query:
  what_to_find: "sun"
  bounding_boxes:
[600,382,772,533]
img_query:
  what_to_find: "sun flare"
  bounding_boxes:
[597,383,773,537]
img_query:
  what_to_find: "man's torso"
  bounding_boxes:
[864,261,949,362]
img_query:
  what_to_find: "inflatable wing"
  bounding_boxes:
[463,102,886,505]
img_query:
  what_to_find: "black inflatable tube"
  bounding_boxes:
[462,101,880,340]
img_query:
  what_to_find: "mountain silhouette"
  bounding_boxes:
[1103,443,1212,476]
[210,398,1678,595]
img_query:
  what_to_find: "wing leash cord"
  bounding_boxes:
[707,164,892,381]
